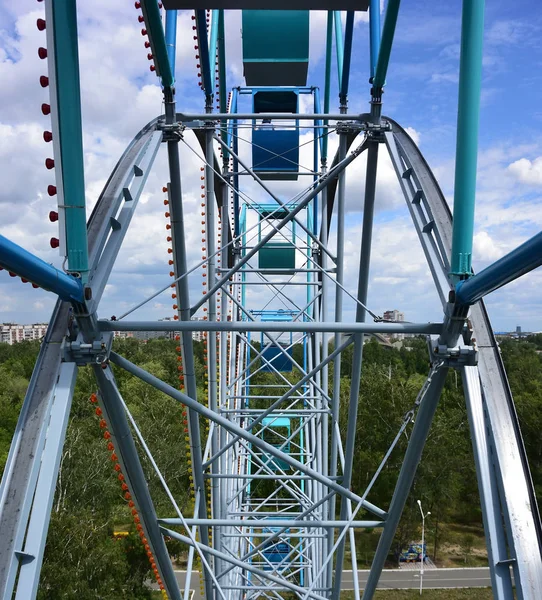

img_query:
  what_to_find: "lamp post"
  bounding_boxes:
[417,499,430,595]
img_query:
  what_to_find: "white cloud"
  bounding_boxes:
[404,127,421,146]
[473,231,503,262]
[508,157,542,186]
[1,2,542,335]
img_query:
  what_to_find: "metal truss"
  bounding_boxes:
[2,110,542,600]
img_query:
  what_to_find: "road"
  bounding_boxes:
[172,567,493,598]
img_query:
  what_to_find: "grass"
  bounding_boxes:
[339,522,489,570]
[344,590,494,600]
[436,523,488,568]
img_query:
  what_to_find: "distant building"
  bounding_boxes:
[1,317,208,345]
[0,323,48,345]
[191,317,207,342]
[383,309,405,323]
[113,331,134,339]
[118,317,208,342]
[383,309,405,341]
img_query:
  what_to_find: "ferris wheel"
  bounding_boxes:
[1,2,542,600]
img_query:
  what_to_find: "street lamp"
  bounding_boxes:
[417,499,430,595]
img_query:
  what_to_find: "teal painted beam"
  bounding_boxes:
[165,10,177,80]
[322,10,333,162]
[218,11,227,113]
[51,0,88,280]
[218,11,228,157]
[369,0,381,80]
[209,10,220,81]
[372,0,401,92]
[334,11,344,90]
[450,0,485,279]
[140,0,174,89]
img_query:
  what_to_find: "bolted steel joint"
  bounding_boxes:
[65,332,114,366]
[427,334,478,368]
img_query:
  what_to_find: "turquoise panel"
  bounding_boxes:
[259,243,296,270]
[242,10,309,86]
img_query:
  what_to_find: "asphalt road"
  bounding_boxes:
[173,567,493,598]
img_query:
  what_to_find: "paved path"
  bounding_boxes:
[172,566,493,597]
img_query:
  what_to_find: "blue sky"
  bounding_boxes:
[1,1,542,332]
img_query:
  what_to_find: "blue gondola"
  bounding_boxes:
[257,205,297,272]
[262,416,291,472]
[262,519,291,570]
[260,310,294,372]
[252,90,299,180]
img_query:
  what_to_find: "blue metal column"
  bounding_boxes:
[209,10,220,77]
[322,11,333,165]
[195,9,213,107]
[455,230,542,306]
[450,0,485,280]
[372,0,401,92]
[333,11,344,90]
[369,0,381,80]
[165,10,177,79]
[339,12,354,110]
[0,235,83,303]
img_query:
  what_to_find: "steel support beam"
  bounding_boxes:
[462,366,514,599]
[109,351,381,511]
[11,363,76,600]
[0,303,69,599]
[160,519,383,528]
[160,527,329,600]
[204,126,222,583]
[362,365,449,600]
[93,365,181,600]
[390,117,542,598]
[165,99,213,599]
[178,112,371,121]
[100,319,442,335]
[87,131,162,306]
[332,141,379,600]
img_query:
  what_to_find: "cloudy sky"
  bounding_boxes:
[1,0,541,332]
